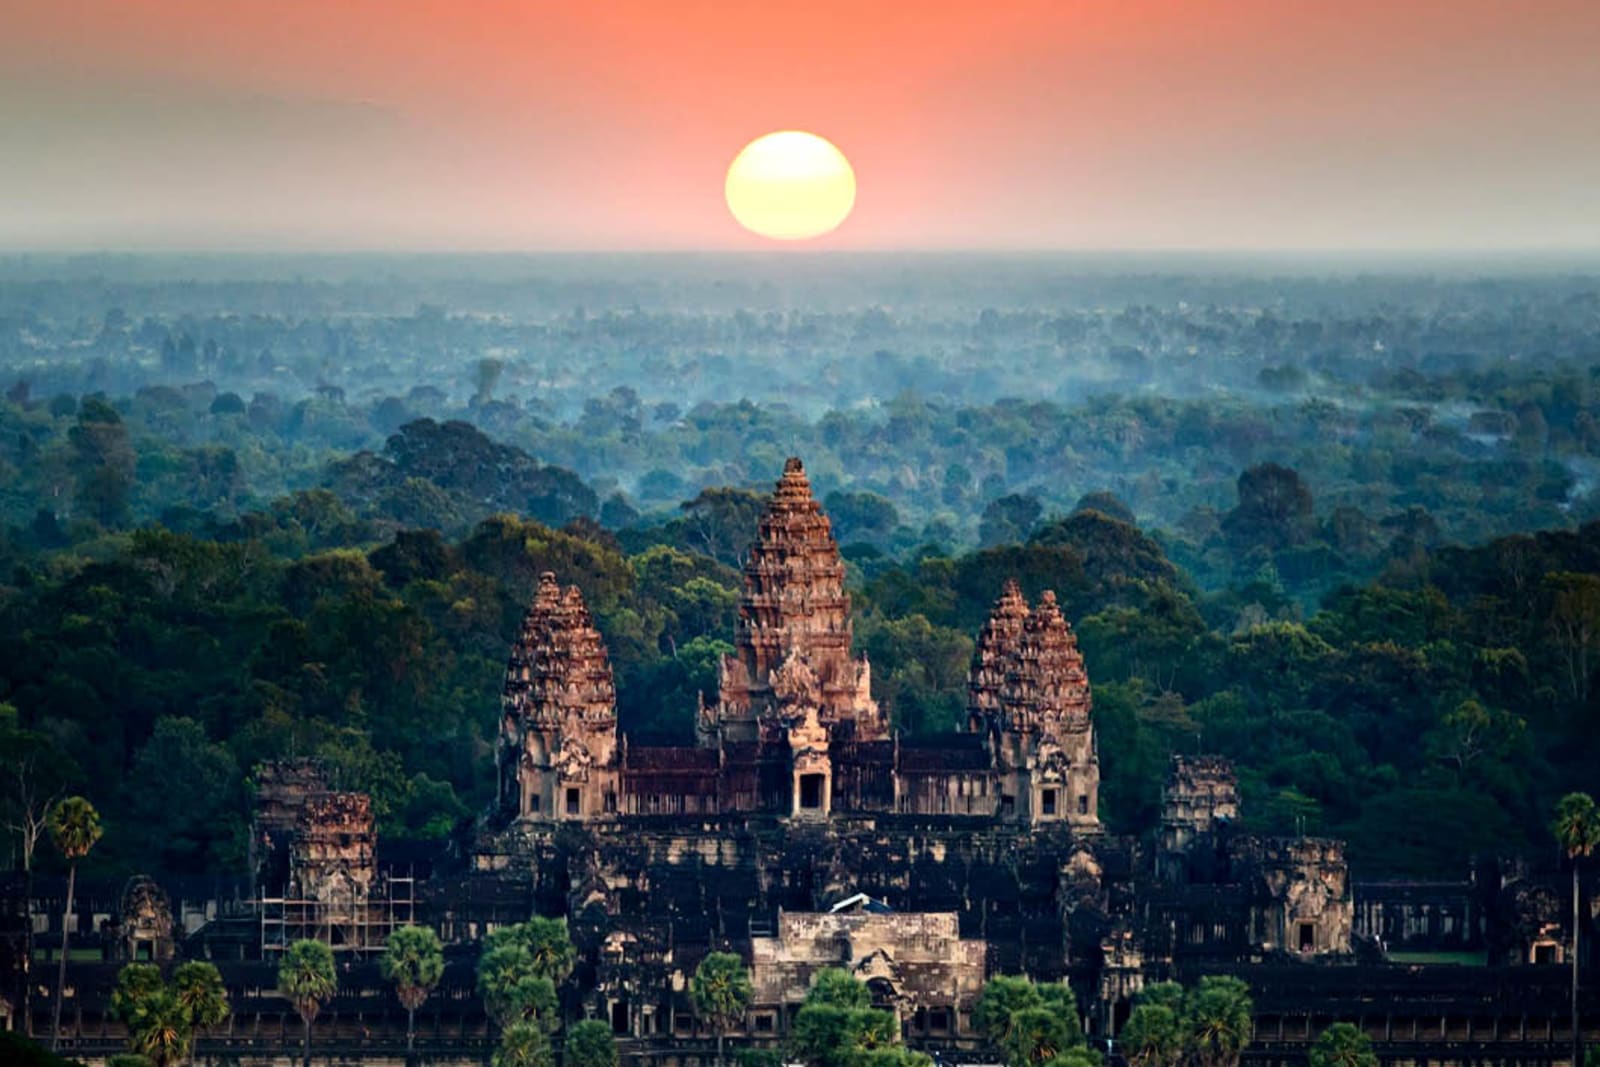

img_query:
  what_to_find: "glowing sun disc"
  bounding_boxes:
[725,130,856,241]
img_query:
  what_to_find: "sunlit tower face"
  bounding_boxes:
[724,131,856,241]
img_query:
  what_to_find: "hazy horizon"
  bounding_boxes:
[5,1,1599,253]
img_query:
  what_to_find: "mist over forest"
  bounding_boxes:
[3,253,1599,880]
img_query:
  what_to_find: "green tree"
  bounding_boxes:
[1000,1007,1075,1067]
[790,969,901,1067]
[522,917,577,983]
[680,487,766,567]
[1222,463,1313,553]
[1136,982,1186,1013]
[803,969,871,1011]
[110,964,167,1024]
[1036,983,1083,1047]
[123,718,244,873]
[110,960,229,1067]
[494,1021,553,1067]
[172,961,230,1036]
[974,976,1043,1045]
[1553,792,1600,1067]
[565,1018,619,1067]
[825,490,900,545]
[1180,976,1253,1067]
[1547,573,1600,703]
[841,1007,900,1058]
[277,939,337,1067]
[127,989,191,1067]
[381,925,445,1063]
[1043,1050,1100,1067]
[690,952,754,1067]
[1308,1023,1377,1067]
[69,397,134,527]
[980,493,1043,547]
[47,796,101,1051]
[1118,1004,1181,1067]
[478,938,560,1034]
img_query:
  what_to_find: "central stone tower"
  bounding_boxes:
[700,457,885,748]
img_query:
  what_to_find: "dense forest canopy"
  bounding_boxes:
[1,254,1597,882]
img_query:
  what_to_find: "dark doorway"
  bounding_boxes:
[1041,789,1057,815]
[566,787,580,815]
[1298,922,1315,951]
[611,1000,630,1035]
[799,773,825,810]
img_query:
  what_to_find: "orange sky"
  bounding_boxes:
[3,0,1599,250]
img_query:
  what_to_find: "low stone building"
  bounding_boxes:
[749,894,987,1041]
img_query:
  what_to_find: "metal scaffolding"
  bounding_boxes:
[259,872,416,954]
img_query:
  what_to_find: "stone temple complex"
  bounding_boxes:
[488,458,1099,831]
[5,456,1596,1065]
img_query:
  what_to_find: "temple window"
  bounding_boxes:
[529,794,540,813]
[1041,789,1058,816]
[566,788,580,815]
[1078,794,1090,815]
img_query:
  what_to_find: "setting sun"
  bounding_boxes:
[724,131,856,241]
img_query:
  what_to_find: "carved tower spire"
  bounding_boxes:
[499,572,618,821]
[1008,590,1092,735]
[968,579,1030,733]
[705,457,884,745]
[967,582,1100,829]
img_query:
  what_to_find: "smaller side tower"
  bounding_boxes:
[1157,755,1240,883]
[499,572,620,823]
[968,582,1100,829]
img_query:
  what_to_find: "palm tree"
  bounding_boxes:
[522,917,577,984]
[130,988,193,1067]
[1119,1004,1182,1067]
[277,939,337,1067]
[172,960,230,1051]
[564,1018,620,1067]
[381,925,445,1064]
[999,1007,1073,1067]
[1553,792,1600,1067]
[478,943,557,1031]
[1181,976,1253,1067]
[973,976,1042,1046]
[47,795,101,1050]
[689,952,753,1067]
[494,1020,553,1067]
[1308,1022,1378,1067]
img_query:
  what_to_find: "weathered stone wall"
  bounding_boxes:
[1236,836,1354,958]
[1157,754,1240,883]
[750,907,986,1029]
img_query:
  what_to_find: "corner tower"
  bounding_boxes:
[701,457,885,746]
[968,584,1099,829]
[499,572,619,822]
